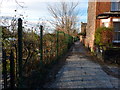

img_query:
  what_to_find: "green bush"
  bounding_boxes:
[95,27,113,46]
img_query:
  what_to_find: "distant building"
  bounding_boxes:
[85,1,120,51]
[81,22,87,33]
[80,22,87,44]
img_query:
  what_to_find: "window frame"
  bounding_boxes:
[113,22,120,43]
[111,1,120,12]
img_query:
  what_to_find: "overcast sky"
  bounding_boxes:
[0,0,88,30]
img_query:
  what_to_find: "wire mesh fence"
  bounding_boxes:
[1,18,78,89]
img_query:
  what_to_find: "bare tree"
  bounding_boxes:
[47,2,79,35]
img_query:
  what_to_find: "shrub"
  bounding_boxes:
[95,27,113,46]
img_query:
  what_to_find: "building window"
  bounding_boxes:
[113,22,120,43]
[111,2,120,11]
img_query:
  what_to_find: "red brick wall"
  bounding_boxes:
[85,2,96,51]
[95,2,111,30]
[86,1,111,51]
[96,2,110,15]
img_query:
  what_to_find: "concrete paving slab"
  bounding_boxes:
[44,41,120,89]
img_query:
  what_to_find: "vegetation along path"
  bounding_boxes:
[44,41,120,88]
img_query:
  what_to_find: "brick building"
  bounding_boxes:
[80,22,87,44]
[81,22,87,33]
[85,1,120,51]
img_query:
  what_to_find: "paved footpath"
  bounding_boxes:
[44,41,120,88]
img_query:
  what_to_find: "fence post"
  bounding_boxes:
[2,49,7,89]
[10,50,15,88]
[14,44,18,84]
[56,31,59,59]
[40,25,43,65]
[0,26,2,89]
[18,18,23,87]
